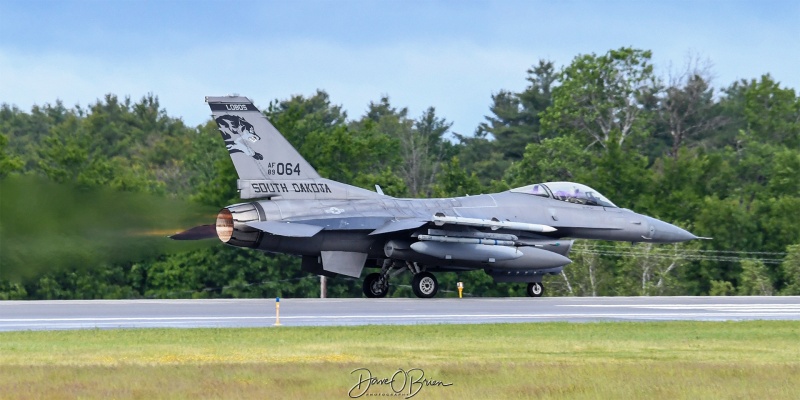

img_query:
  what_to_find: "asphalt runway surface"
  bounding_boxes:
[2,296,799,331]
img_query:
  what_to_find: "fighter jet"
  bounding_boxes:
[172,95,703,298]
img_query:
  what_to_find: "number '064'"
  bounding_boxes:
[273,163,300,176]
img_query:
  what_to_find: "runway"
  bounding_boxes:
[1,296,799,331]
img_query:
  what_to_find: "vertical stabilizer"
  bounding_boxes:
[206,95,383,200]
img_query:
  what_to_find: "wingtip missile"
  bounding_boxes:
[432,214,557,233]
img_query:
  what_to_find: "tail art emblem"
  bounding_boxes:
[215,115,263,160]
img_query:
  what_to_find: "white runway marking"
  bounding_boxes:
[2,311,800,324]
[566,304,800,309]
[2,297,799,331]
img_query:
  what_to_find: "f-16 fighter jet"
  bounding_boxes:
[173,96,702,298]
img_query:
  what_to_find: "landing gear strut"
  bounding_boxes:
[412,272,439,298]
[363,273,388,298]
[526,282,544,297]
[362,260,441,299]
[362,259,401,298]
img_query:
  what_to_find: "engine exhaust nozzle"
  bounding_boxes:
[216,208,234,243]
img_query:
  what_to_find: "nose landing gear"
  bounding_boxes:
[526,282,544,297]
[363,273,389,298]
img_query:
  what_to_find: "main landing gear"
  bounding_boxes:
[411,271,438,298]
[362,260,542,299]
[362,260,439,299]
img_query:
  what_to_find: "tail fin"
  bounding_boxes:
[206,95,383,200]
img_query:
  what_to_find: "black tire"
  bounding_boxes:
[412,272,439,298]
[363,273,388,298]
[526,282,544,297]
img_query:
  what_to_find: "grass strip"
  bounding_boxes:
[1,321,798,399]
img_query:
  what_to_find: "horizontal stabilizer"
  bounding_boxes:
[169,224,216,240]
[321,251,367,277]
[369,219,429,235]
[246,221,323,237]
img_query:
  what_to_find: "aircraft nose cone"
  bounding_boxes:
[645,217,697,243]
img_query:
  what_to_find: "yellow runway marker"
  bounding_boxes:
[274,297,281,326]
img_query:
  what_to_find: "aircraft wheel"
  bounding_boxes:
[412,272,438,298]
[526,282,544,297]
[363,273,388,298]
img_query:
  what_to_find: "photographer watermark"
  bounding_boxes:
[348,367,453,398]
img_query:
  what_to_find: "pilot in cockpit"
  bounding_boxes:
[510,182,617,208]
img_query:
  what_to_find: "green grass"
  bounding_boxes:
[1,321,799,399]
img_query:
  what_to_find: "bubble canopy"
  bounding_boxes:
[509,182,618,208]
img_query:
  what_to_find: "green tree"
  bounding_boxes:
[779,244,800,295]
[351,96,451,197]
[139,247,336,299]
[269,91,402,190]
[33,94,194,194]
[739,75,800,147]
[542,47,657,150]
[431,157,482,197]
[453,131,507,185]
[655,62,726,157]
[479,60,556,160]
[738,259,774,295]
[266,90,348,171]
[0,280,27,300]
[690,197,761,293]
[37,113,108,187]
[0,132,22,177]
[504,136,589,187]
[458,60,557,185]
[614,242,691,296]
[709,280,735,296]
[406,107,454,197]
[189,156,238,206]
[560,241,614,296]
[642,148,718,222]
[0,101,70,172]
[582,139,652,211]
[353,168,408,198]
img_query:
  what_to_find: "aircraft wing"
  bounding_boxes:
[369,219,429,235]
[369,213,562,237]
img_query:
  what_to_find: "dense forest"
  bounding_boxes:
[1,47,799,299]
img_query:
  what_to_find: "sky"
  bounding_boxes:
[1,0,798,136]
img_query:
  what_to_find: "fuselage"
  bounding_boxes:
[222,189,693,263]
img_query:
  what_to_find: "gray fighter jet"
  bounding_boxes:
[173,95,703,298]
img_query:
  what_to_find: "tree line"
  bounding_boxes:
[1,47,798,299]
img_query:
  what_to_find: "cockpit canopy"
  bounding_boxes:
[510,182,617,208]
